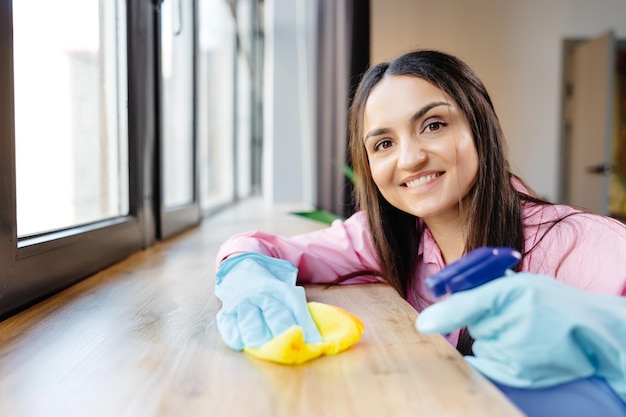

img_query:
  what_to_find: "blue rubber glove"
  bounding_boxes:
[214,252,322,351]
[416,272,626,403]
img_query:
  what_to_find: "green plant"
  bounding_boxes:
[291,163,354,225]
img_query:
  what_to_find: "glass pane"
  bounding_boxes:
[236,0,253,59]
[236,49,253,198]
[197,0,236,210]
[13,0,129,237]
[161,0,195,208]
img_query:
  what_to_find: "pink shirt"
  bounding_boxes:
[216,202,626,345]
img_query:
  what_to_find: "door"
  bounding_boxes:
[564,32,615,214]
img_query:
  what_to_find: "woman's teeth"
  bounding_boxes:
[406,173,439,188]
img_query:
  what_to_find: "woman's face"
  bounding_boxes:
[363,75,478,223]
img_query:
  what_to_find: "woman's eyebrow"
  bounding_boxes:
[364,127,391,143]
[364,101,451,143]
[409,101,451,125]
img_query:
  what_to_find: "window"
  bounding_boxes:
[197,0,237,211]
[157,0,201,238]
[14,0,129,237]
[161,0,195,209]
[0,0,262,319]
[235,0,254,198]
[0,0,151,319]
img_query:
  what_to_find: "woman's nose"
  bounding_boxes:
[397,137,426,170]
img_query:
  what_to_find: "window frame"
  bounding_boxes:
[154,0,202,239]
[0,0,156,319]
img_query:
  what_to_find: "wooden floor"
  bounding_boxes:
[0,198,523,417]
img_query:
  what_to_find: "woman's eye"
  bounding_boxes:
[374,139,393,151]
[423,121,446,133]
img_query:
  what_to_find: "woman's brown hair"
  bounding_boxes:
[348,50,530,352]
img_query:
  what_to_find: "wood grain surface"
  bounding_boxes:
[0,199,523,416]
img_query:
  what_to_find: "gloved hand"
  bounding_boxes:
[416,272,626,402]
[215,252,322,351]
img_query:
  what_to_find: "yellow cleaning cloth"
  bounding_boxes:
[243,301,364,365]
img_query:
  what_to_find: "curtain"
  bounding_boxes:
[315,0,369,217]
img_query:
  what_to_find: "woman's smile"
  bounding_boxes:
[403,171,443,189]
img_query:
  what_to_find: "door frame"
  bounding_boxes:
[559,35,626,213]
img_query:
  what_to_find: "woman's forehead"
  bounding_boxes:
[363,75,454,127]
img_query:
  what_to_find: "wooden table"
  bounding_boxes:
[0,201,524,416]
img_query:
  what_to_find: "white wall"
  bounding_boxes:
[370,0,626,202]
[263,0,317,206]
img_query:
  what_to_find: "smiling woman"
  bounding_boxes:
[212,49,626,415]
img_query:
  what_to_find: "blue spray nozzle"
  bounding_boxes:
[425,247,522,298]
